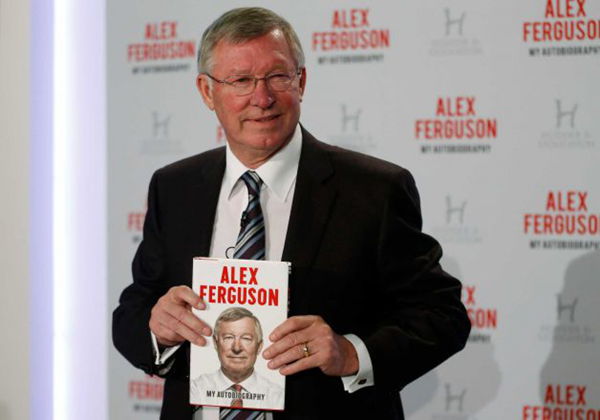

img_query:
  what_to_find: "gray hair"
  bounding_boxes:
[213,307,263,344]
[197,7,305,74]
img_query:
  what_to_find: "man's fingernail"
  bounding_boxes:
[263,350,270,358]
[202,327,211,336]
[197,301,205,309]
[196,338,205,346]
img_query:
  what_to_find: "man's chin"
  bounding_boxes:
[221,366,254,382]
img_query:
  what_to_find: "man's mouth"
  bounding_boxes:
[248,114,280,123]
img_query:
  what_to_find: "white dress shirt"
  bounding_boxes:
[190,369,284,410]
[152,125,374,420]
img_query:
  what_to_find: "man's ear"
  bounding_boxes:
[257,341,263,353]
[197,74,215,110]
[298,67,307,100]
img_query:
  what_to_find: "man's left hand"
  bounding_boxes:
[262,315,359,377]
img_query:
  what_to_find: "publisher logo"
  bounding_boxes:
[127,21,196,74]
[430,8,483,56]
[430,383,469,420]
[539,99,594,149]
[522,0,600,57]
[557,294,578,323]
[444,383,467,413]
[415,96,497,154]
[524,190,600,250]
[431,195,483,243]
[327,104,376,152]
[312,8,391,65]
[538,294,595,343]
[140,111,183,155]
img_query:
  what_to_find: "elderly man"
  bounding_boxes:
[190,307,284,410]
[113,7,470,420]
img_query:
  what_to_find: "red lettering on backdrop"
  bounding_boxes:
[435,97,476,117]
[464,286,476,306]
[544,384,587,405]
[127,212,145,231]
[145,21,178,40]
[332,9,370,28]
[312,8,390,52]
[128,376,164,400]
[522,0,596,43]
[545,0,587,19]
[415,96,496,140]
[545,191,588,212]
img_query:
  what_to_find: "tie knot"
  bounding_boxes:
[232,384,243,393]
[240,171,262,198]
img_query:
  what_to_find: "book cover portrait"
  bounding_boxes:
[190,258,289,411]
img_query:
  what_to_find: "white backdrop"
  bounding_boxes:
[107,1,600,419]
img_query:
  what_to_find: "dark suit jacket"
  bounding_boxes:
[113,128,470,420]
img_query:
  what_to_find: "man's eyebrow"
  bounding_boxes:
[223,63,291,76]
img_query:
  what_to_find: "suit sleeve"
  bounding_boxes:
[112,171,167,375]
[363,169,471,392]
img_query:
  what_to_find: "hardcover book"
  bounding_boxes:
[190,257,289,411]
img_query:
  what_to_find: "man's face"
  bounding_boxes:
[214,317,263,382]
[197,29,306,165]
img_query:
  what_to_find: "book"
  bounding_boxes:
[189,257,289,411]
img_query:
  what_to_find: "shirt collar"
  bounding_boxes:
[217,368,259,390]
[223,124,302,203]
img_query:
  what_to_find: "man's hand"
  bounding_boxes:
[149,286,212,347]
[262,315,359,377]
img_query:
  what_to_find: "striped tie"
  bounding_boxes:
[233,171,265,261]
[230,384,244,408]
[219,408,265,420]
[221,170,266,420]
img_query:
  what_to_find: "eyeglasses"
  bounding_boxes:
[204,70,302,96]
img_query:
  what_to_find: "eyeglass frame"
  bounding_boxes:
[202,69,303,96]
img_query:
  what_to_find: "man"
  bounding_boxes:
[113,7,471,420]
[190,307,284,410]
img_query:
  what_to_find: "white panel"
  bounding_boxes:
[107,1,600,419]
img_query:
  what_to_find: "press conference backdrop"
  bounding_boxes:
[107,1,600,419]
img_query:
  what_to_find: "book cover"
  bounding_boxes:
[190,257,289,411]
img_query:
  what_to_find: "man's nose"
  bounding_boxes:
[232,338,242,352]
[250,79,275,109]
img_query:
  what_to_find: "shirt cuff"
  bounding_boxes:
[340,333,375,393]
[151,331,181,374]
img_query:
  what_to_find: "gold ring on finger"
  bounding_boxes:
[302,342,310,358]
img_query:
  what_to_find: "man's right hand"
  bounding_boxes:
[149,285,212,347]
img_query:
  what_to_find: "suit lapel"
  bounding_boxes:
[185,148,226,287]
[282,128,336,271]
